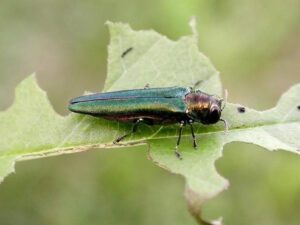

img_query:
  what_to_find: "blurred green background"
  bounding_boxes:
[0,0,300,224]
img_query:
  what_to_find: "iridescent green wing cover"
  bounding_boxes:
[69,87,190,123]
[70,87,190,102]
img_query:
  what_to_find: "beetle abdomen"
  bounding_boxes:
[69,96,188,123]
[69,86,190,124]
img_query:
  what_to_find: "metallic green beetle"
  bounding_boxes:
[69,86,227,159]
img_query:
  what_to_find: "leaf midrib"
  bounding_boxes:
[2,118,298,161]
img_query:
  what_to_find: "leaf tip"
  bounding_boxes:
[0,157,17,184]
[18,72,37,86]
[15,73,40,95]
[105,21,132,36]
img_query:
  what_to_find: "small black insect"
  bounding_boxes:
[121,47,133,58]
[237,106,246,113]
[297,105,300,110]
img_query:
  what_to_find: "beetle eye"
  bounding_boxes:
[209,107,220,124]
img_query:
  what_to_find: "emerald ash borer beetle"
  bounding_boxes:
[69,86,227,159]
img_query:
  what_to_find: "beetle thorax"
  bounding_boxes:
[185,92,210,110]
[184,92,221,124]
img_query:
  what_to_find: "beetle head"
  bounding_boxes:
[185,91,222,124]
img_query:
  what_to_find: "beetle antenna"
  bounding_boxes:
[191,80,203,91]
[220,118,228,133]
[221,89,228,111]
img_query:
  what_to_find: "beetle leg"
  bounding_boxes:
[191,80,203,91]
[220,118,229,134]
[175,121,185,159]
[189,120,197,149]
[113,118,143,144]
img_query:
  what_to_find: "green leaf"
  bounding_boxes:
[0,22,299,224]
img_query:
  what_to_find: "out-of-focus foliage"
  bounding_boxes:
[0,1,299,225]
